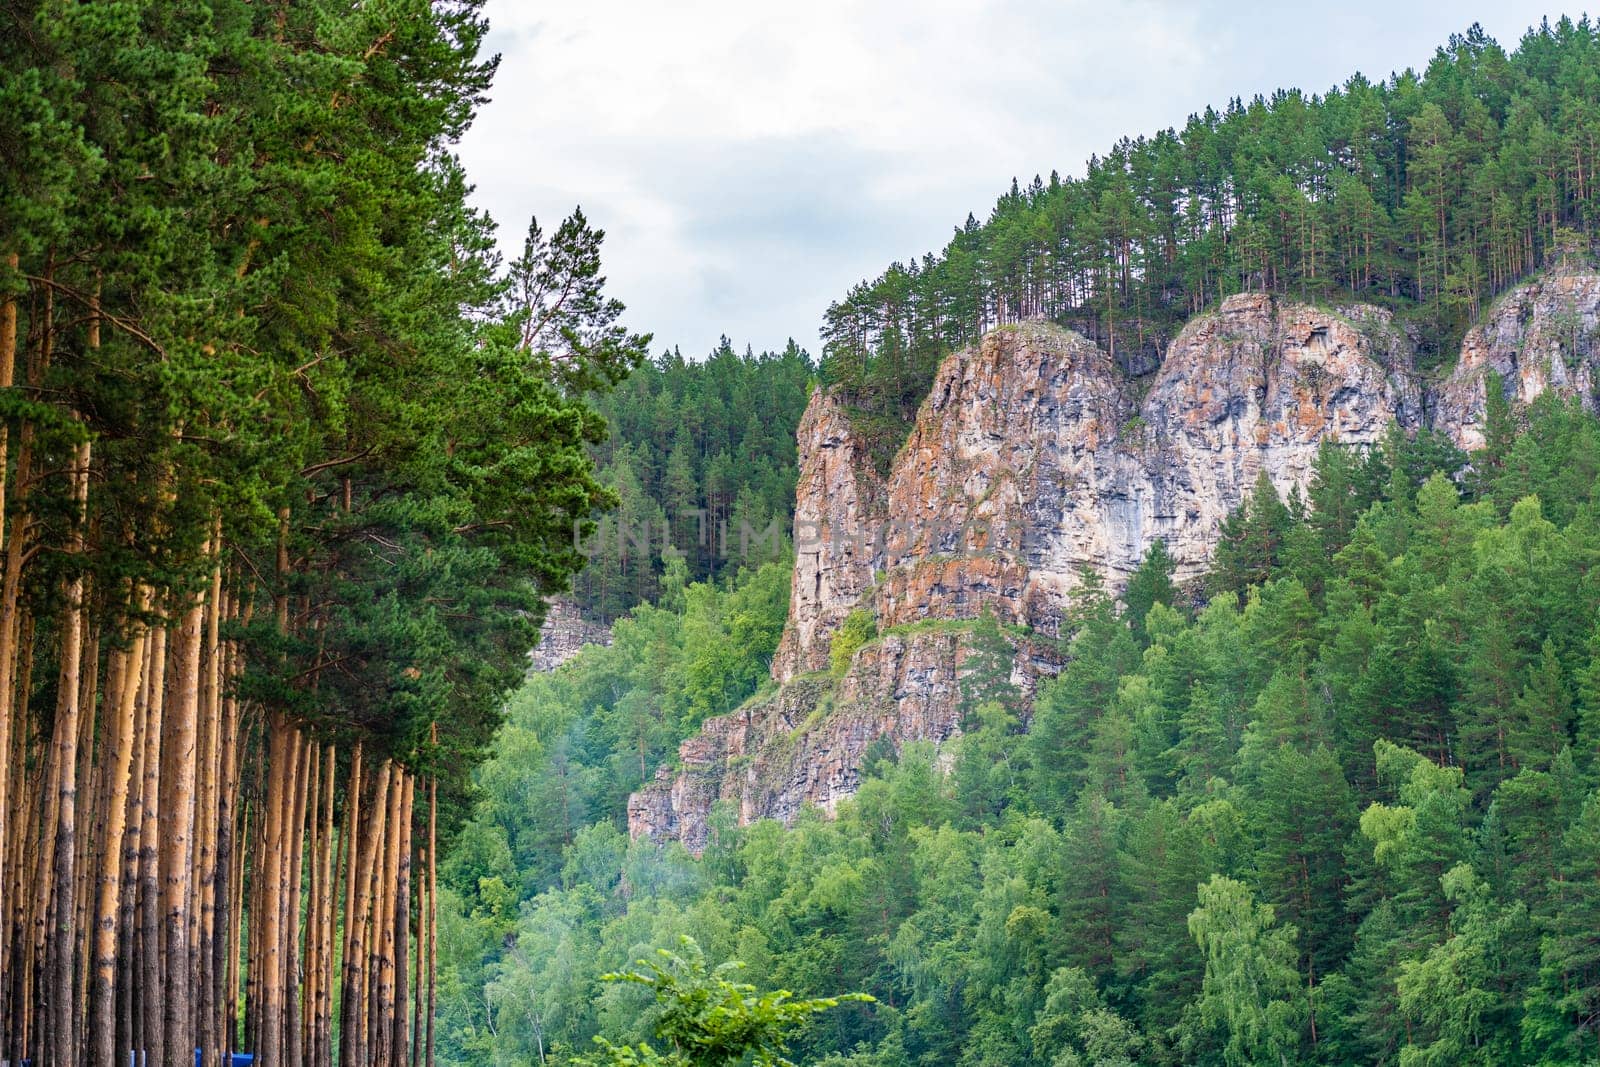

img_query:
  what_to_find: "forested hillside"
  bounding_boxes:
[820,18,1600,465]
[439,393,1600,1067]
[0,2,644,1065]
[433,16,1600,1067]
[570,340,812,621]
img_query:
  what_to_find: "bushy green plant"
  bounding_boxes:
[578,937,871,1066]
[829,609,878,678]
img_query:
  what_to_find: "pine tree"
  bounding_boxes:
[1209,471,1294,599]
[1124,540,1179,645]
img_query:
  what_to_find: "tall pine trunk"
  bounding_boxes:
[139,623,169,1067]
[284,728,311,1067]
[47,438,92,1067]
[195,545,223,1062]
[393,773,414,1067]
[161,572,205,1066]
[92,607,147,1067]
[255,719,291,1067]
[0,250,18,1036]
[342,759,390,1067]
[426,767,437,1067]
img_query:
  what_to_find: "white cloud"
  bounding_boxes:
[457,1,1568,360]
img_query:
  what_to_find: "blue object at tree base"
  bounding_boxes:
[192,1052,253,1067]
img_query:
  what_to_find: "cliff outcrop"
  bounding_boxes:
[528,599,612,673]
[628,624,1051,852]
[772,392,887,683]
[1435,268,1600,449]
[631,272,1600,849]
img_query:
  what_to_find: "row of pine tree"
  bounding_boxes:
[570,340,812,621]
[0,2,643,1064]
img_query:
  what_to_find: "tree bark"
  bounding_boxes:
[372,768,404,1067]
[342,760,390,1067]
[315,744,336,1067]
[0,419,33,1064]
[217,596,249,1056]
[48,439,91,1067]
[161,567,205,1067]
[284,728,311,1067]
[0,251,19,1035]
[140,619,170,1067]
[393,772,414,1067]
[303,744,324,1067]
[426,765,437,1067]
[92,607,147,1067]
[256,720,290,1067]
[195,543,223,1062]
[117,628,154,1059]
[338,744,364,1066]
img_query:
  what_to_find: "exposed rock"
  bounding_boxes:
[876,324,1128,636]
[528,598,611,673]
[631,272,1600,852]
[1134,294,1425,585]
[875,298,1423,631]
[772,390,887,683]
[628,626,1052,852]
[1436,268,1600,450]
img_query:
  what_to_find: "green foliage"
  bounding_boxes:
[456,560,790,898]
[830,609,878,678]
[578,937,872,1067]
[0,0,654,840]
[439,395,1600,1065]
[573,340,814,620]
[1123,540,1178,646]
[1188,876,1306,1067]
[1209,471,1294,599]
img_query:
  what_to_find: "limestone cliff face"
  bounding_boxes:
[772,391,887,683]
[1135,295,1424,584]
[628,627,1052,853]
[630,273,1600,850]
[874,294,1423,634]
[1436,268,1600,450]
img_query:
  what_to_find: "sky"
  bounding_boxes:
[455,1,1574,361]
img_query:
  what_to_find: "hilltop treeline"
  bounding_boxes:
[572,340,812,621]
[0,2,643,1065]
[822,19,1600,447]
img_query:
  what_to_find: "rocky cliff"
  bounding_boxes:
[631,270,1600,850]
[1434,269,1600,449]
[528,599,612,673]
[772,392,887,682]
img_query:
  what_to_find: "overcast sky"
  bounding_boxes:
[456,2,1575,361]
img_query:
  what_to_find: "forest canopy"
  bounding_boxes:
[431,17,1600,1066]
[571,340,812,622]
